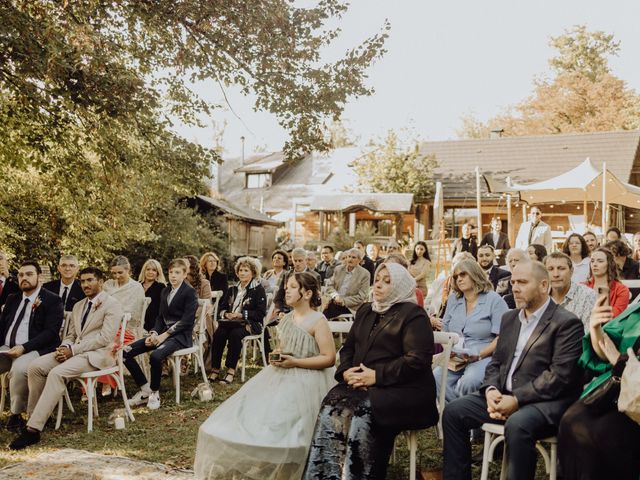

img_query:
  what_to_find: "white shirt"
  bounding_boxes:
[492,232,500,246]
[506,297,551,392]
[571,257,591,285]
[58,279,75,298]
[4,288,41,347]
[167,282,182,306]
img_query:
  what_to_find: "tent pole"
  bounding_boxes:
[507,194,513,246]
[602,162,607,231]
[583,194,588,232]
[475,166,482,244]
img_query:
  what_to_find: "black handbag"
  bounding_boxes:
[581,375,621,414]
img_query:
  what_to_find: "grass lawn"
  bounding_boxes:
[0,365,551,479]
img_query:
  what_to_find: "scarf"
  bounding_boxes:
[371,262,417,313]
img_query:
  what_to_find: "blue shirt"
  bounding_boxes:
[443,290,508,354]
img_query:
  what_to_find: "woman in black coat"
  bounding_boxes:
[303,262,438,480]
[199,252,229,297]
[138,259,167,332]
[209,256,266,385]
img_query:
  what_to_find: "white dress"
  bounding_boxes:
[194,311,336,480]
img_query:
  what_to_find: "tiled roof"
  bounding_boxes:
[195,195,283,226]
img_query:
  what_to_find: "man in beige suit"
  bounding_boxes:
[9,266,122,450]
[323,248,370,319]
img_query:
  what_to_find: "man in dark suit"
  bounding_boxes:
[442,261,584,480]
[0,251,20,310]
[480,217,511,265]
[354,240,376,284]
[0,260,63,431]
[124,258,198,410]
[477,245,511,295]
[43,254,85,311]
[315,245,339,284]
[274,248,320,315]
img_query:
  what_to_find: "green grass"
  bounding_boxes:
[0,366,550,479]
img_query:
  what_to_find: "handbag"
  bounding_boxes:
[581,375,621,414]
[618,348,640,425]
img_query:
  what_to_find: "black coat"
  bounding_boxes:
[218,281,267,335]
[335,302,439,431]
[487,266,512,293]
[480,232,511,265]
[480,301,584,425]
[0,288,64,355]
[142,281,165,332]
[43,279,85,311]
[151,282,199,348]
[0,276,20,309]
[206,270,229,297]
[361,256,377,285]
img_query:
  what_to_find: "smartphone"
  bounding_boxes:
[597,286,610,307]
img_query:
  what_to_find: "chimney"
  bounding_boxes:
[490,129,504,139]
[240,136,246,165]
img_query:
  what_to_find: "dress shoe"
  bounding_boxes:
[5,414,26,432]
[9,428,41,450]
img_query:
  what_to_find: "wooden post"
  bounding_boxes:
[602,162,607,230]
[583,194,588,230]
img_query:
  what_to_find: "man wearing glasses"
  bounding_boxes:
[515,207,553,253]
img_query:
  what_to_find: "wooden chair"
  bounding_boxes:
[167,299,209,404]
[55,313,135,433]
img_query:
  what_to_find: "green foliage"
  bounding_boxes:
[325,223,378,251]
[353,130,437,200]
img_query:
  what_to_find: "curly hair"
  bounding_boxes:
[604,239,632,258]
[290,271,322,308]
[234,256,262,279]
[562,234,589,259]
[591,247,619,283]
[528,244,548,262]
[271,249,290,270]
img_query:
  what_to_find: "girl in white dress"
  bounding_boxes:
[194,271,336,480]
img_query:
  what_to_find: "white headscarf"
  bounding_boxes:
[371,262,418,313]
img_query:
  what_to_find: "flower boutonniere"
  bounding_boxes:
[242,297,253,308]
[32,297,42,311]
[93,300,103,312]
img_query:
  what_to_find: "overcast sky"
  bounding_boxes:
[173,0,640,157]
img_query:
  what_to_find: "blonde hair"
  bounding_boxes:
[137,259,167,284]
[451,259,493,297]
[199,252,221,274]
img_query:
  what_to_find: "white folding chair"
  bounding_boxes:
[194,290,223,377]
[239,293,273,383]
[137,297,152,378]
[55,313,135,432]
[480,423,557,480]
[622,279,640,304]
[404,331,459,480]
[168,299,209,404]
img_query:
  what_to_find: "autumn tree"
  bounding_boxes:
[458,25,640,138]
[353,130,437,200]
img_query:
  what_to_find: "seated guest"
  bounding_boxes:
[9,267,122,449]
[315,245,339,284]
[0,261,63,432]
[137,259,166,332]
[426,252,475,324]
[527,243,547,262]
[0,251,20,309]
[562,233,591,284]
[385,253,424,307]
[208,257,266,385]
[480,217,510,265]
[186,255,212,301]
[605,239,640,301]
[583,231,599,254]
[306,250,318,271]
[451,222,478,259]
[501,248,528,309]
[303,263,438,479]
[43,254,85,312]
[545,252,596,331]
[408,241,431,296]
[477,244,511,294]
[442,261,584,480]
[354,240,376,284]
[558,295,640,480]
[125,259,198,409]
[606,226,623,243]
[262,249,289,295]
[435,259,508,403]
[366,243,383,269]
[585,247,630,318]
[323,248,370,319]
[100,255,146,396]
[199,252,228,297]
[274,248,320,315]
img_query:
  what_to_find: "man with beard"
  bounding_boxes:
[477,245,511,295]
[442,261,584,480]
[315,245,339,284]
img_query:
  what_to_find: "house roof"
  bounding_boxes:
[233,152,286,173]
[310,193,414,213]
[194,195,283,226]
[420,130,640,199]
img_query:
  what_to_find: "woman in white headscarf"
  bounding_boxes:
[303,263,439,480]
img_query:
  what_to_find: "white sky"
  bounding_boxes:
[173,0,640,157]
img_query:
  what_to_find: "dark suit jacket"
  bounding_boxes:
[487,266,511,293]
[43,279,85,311]
[336,302,439,431]
[152,282,198,348]
[480,232,511,265]
[0,288,64,355]
[142,281,165,331]
[361,256,377,285]
[274,268,321,313]
[480,301,584,425]
[219,281,267,335]
[0,276,20,309]
[206,270,229,297]
[315,259,340,284]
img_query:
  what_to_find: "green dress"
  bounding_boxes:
[579,302,640,397]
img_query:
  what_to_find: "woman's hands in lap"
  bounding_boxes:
[343,363,376,390]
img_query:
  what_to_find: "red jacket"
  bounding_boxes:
[584,279,630,318]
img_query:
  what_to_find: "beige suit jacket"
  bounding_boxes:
[326,264,370,313]
[62,292,123,370]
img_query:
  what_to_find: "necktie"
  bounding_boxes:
[61,286,69,309]
[81,301,92,330]
[528,222,538,245]
[9,298,30,348]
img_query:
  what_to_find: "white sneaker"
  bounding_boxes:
[128,390,150,407]
[147,391,160,410]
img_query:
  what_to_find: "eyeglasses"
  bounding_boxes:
[453,271,468,281]
[532,211,541,216]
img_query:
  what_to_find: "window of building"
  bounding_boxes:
[246,173,270,189]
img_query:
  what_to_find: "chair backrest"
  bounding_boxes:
[433,331,460,418]
[115,313,131,374]
[264,293,275,327]
[211,290,223,323]
[328,320,353,334]
[194,299,208,346]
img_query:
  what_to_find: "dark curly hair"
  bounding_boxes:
[290,271,322,308]
[528,244,548,262]
[562,233,589,259]
[184,255,202,293]
[591,247,619,283]
[271,249,290,270]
